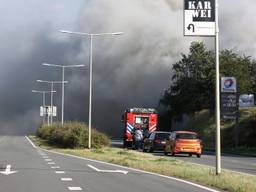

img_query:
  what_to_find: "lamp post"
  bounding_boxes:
[42,63,85,125]
[60,30,123,149]
[32,90,56,125]
[37,80,68,124]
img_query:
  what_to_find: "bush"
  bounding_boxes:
[36,122,109,148]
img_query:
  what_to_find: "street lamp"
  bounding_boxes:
[32,90,56,125]
[42,63,85,125]
[37,80,68,124]
[60,30,123,149]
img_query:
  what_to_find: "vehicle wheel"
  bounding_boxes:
[197,154,201,158]
[142,145,147,152]
[149,147,154,153]
[189,154,192,157]
[123,140,128,148]
[164,151,168,156]
[171,151,175,156]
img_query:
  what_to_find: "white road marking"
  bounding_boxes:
[42,149,221,192]
[68,187,82,191]
[88,164,128,174]
[0,165,18,175]
[28,138,222,192]
[55,171,65,174]
[51,166,60,169]
[42,156,49,159]
[61,178,73,181]
[25,136,37,148]
[48,162,56,165]
[45,159,52,162]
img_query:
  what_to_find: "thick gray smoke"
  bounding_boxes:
[0,0,255,136]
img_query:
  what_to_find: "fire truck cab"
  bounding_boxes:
[122,108,158,148]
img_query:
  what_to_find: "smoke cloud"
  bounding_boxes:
[0,0,255,136]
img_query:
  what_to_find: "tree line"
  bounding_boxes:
[158,42,256,129]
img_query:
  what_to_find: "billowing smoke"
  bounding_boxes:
[67,0,193,136]
[0,0,255,136]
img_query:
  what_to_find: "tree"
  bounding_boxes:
[169,42,215,119]
[158,42,256,130]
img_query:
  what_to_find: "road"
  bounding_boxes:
[166,152,256,176]
[111,140,256,176]
[0,136,219,192]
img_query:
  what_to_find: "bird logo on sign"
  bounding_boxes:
[224,78,234,89]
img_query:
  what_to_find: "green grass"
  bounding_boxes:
[30,135,256,192]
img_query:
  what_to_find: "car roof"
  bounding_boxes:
[152,131,171,134]
[173,131,197,134]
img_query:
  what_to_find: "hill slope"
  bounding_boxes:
[176,108,256,153]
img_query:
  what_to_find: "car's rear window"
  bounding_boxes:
[176,133,198,139]
[155,133,171,140]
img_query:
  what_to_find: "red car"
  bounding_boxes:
[164,131,202,158]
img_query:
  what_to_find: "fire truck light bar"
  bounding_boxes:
[128,108,157,114]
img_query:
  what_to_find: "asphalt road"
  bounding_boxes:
[0,136,219,192]
[111,140,256,176]
[164,152,256,176]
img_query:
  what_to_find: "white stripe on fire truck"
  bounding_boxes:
[149,124,156,131]
[127,123,133,133]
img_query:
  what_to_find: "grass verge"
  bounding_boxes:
[30,135,256,192]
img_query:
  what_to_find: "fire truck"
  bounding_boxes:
[122,108,158,148]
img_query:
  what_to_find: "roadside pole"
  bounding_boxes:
[215,0,221,175]
[184,0,221,175]
[43,92,45,124]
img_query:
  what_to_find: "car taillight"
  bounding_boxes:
[154,139,161,144]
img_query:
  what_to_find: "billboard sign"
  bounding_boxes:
[221,77,237,93]
[221,93,239,120]
[184,0,215,36]
[40,106,57,117]
[239,94,255,108]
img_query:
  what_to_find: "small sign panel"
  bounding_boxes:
[221,93,239,120]
[239,94,255,108]
[40,106,57,117]
[221,77,237,93]
[184,0,215,36]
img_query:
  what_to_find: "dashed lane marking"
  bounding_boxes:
[51,166,60,169]
[55,171,65,174]
[45,159,52,162]
[47,162,56,165]
[42,148,221,192]
[68,187,82,191]
[61,178,73,181]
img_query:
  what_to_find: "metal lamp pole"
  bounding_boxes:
[215,0,221,175]
[37,80,68,124]
[32,90,56,124]
[42,63,85,125]
[59,30,123,149]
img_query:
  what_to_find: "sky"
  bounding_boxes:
[0,0,255,136]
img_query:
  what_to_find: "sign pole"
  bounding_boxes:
[215,0,221,175]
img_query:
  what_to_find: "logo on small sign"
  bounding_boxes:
[221,77,237,93]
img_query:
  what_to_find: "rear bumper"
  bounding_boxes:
[174,147,202,154]
[153,143,165,151]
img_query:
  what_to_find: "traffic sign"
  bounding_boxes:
[221,77,237,93]
[40,106,57,117]
[184,0,215,36]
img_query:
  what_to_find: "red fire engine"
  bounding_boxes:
[122,108,158,148]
